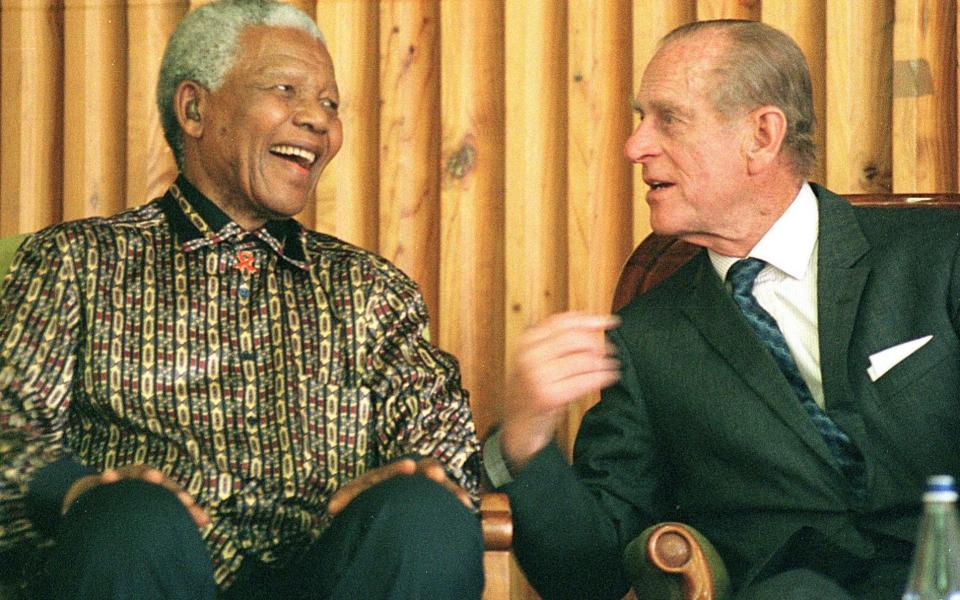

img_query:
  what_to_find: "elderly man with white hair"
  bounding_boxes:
[0,2,483,598]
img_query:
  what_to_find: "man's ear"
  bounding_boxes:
[174,80,207,139]
[744,105,787,175]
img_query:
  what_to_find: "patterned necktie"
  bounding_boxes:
[726,258,866,495]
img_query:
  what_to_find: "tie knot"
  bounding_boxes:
[726,257,767,295]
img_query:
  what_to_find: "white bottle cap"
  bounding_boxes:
[924,475,958,502]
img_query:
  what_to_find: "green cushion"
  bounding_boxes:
[0,234,29,282]
[623,523,731,600]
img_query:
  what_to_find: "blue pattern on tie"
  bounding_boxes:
[727,258,865,496]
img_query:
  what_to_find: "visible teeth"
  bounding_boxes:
[271,144,317,165]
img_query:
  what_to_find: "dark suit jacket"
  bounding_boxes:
[502,185,960,600]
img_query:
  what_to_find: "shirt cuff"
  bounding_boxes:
[482,429,515,488]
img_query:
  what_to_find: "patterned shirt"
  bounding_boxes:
[0,176,480,587]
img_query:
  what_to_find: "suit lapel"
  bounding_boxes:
[679,252,838,468]
[813,184,871,413]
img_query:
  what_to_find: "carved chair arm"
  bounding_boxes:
[623,522,730,600]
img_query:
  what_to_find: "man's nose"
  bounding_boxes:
[293,99,330,133]
[624,122,657,163]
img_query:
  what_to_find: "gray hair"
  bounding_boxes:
[660,20,817,178]
[157,0,325,167]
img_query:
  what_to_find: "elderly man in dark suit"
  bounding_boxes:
[485,19,960,600]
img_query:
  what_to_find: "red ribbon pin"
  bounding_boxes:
[235,249,257,274]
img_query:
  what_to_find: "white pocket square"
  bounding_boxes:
[867,335,933,382]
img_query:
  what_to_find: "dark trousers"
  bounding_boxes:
[734,528,912,600]
[734,563,910,600]
[35,475,484,600]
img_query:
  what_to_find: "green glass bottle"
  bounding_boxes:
[903,475,960,600]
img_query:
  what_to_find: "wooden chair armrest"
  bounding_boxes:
[479,492,512,551]
[623,522,730,600]
[479,493,512,600]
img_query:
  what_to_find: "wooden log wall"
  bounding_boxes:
[1,1,958,597]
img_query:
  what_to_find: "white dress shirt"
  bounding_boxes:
[709,182,824,408]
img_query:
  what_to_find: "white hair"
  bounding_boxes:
[157,0,325,166]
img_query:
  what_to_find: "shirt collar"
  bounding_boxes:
[160,174,310,270]
[710,182,819,281]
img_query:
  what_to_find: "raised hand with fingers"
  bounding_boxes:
[500,311,621,472]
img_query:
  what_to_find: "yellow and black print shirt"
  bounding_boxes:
[0,176,480,585]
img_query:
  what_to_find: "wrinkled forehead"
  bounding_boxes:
[235,25,326,57]
[638,33,728,103]
[225,25,333,79]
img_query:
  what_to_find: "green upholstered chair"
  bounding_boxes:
[0,234,27,282]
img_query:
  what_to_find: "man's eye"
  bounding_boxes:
[275,84,293,93]
[321,98,339,111]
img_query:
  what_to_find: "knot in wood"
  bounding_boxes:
[446,143,477,179]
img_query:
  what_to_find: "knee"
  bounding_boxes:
[735,569,854,600]
[42,478,215,599]
[349,474,483,556]
[55,478,210,570]
[293,475,483,598]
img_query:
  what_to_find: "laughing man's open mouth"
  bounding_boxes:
[270,144,317,169]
